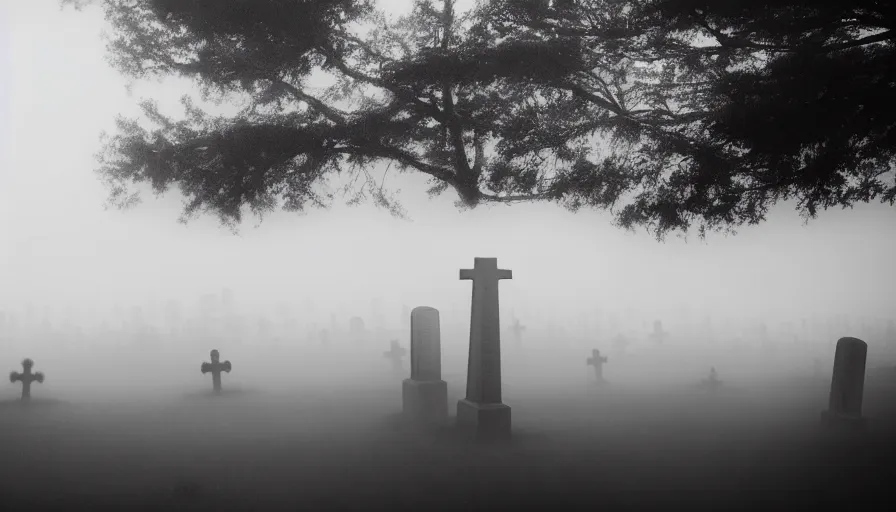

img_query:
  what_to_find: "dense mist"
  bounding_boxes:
[1,2,895,509]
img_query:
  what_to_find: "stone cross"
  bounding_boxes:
[510,318,525,347]
[200,349,232,393]
[649,320,668,345]
[702,366,722,391]
[9,358,44,400]
[821,337,867,429]
[402,306,448,424]
[586,349,608,382]
[383,339,407,373]
[457,257,513,441]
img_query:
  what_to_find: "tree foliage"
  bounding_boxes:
[64,0,895,238]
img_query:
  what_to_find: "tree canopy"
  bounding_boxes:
[64,0,895,239]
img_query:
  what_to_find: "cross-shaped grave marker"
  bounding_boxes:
[384,339,407,373]
[587,349,608,384]
[200,349,232,393]
[10,358,44,400]
[457,257,513,441]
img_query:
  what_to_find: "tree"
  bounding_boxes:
[64,0,895,239]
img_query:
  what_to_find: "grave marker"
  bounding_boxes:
[383,339,407,373]
[201,349,232,393]
[821,337,867,430]
[402,307,448,424]
[9,358,44,400]
[649,320,668,345]
[457,257,513,441]
[586,349,608,384]
[700,366,722,392]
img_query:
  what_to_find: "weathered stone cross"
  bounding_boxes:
[200,349,232,393]
[457,257,513,441]
[383,339,407,373]
[9,358,44,400]
[586,349,608,383]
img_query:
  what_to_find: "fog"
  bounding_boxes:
[1,1,895,508]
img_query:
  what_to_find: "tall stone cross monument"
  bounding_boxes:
[457,257,513,441]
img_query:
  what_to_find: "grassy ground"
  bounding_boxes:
[1,373,894,511]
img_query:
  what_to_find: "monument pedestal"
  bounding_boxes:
[820,410,867,431]
[456,399,511,441]
[402,379,448,425]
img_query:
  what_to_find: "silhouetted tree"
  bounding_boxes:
[63,0,895,239]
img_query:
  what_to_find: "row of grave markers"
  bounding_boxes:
[6,258,872,438]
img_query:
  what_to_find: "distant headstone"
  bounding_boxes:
[821,337,867,430]
[201,349,232,393]
[9,358,44,400]
[586,349,608,384]
[456,257,513,441]
[402,307,448,425]
[700,366,722,392]
[383,339,407,373]
[649,320,668,345]
[349,316,366,342]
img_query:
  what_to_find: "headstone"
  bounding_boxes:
[821,337,867,429]
[649,320,668,345]
[9,358,44,400]
[456,257,513,441]
[586,349,608,384]
[383,339,407,373]
[700,366,722,392]
[201,349,232,393]
[402,307,448,425]
[349,316,366,342]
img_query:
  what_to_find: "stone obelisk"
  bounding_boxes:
[456,257,512,441]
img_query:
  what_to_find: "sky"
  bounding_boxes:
[1,0,894,331]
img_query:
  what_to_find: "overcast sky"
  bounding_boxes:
[1,0,894,328]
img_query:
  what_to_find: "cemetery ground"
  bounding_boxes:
[1,342,895,511]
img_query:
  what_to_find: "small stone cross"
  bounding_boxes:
[200,349,232,393]
[384,339,407,373]
[9,358,44,400]
[586,349,608,383]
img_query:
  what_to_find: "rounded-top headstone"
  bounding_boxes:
[410,307,441,382]
[828,337,868,418]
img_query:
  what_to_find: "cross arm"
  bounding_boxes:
[222,361,232,372]
[9,371,19,383]
[34,372,44,383]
